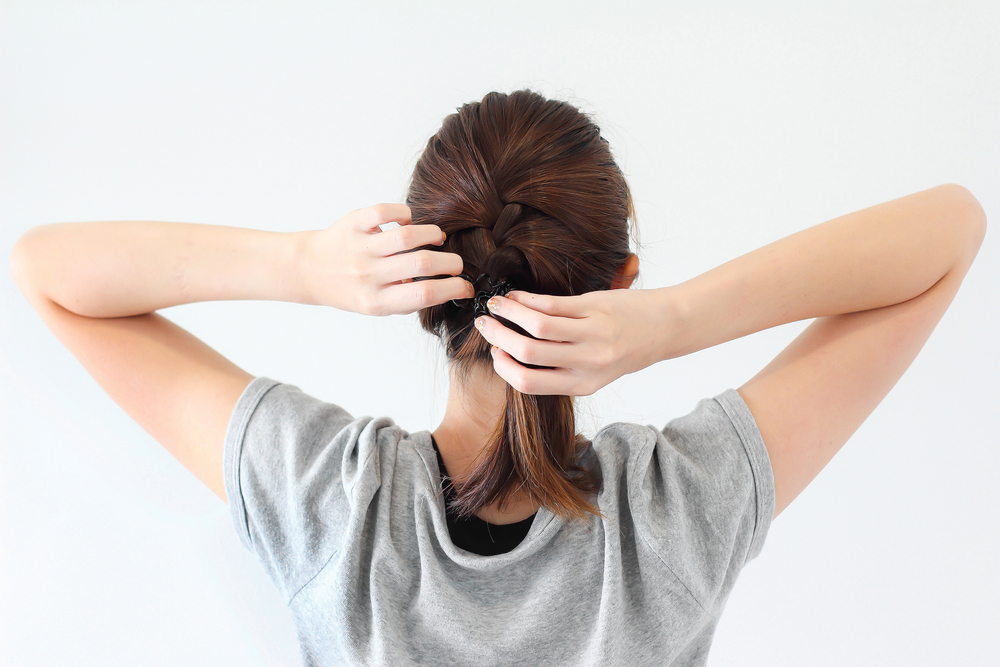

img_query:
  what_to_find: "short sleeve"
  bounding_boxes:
[629,389,775,610]
[224,377,375,602]
[713,389,774,562]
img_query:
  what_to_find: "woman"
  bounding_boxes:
[10,90,986,665]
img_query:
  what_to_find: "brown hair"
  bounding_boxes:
[407,90,634,523]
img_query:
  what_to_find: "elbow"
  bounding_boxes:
[964,187,987,247]
[9,229,36,297]
[941,183,987,250]
[927,184,987,273]
[9,226,52,304]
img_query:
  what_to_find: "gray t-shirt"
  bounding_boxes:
[225,377,774,666]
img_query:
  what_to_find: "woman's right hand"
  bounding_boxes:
[474,287,676,396]
[301,203,474,315]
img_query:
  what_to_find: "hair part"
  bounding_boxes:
[407,90,634,523]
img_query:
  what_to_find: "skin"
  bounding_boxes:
[9,186,987,526]
[432,363,532,523]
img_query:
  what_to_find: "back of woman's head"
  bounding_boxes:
[407,90,633,523]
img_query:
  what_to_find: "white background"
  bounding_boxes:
[2,1,998,665]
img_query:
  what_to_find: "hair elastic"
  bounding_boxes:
[453,273,514,317]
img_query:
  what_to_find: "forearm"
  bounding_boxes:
[657,183,987,360]
[10,221,312,317]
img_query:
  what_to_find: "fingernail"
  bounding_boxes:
[475,317,484,332]
[466,281,476,297]
[490,345,499,355]
[487,297,499,311]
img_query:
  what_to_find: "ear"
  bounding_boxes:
[610,253,639,290]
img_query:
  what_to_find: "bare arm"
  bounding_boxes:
[660,183,985,360]
[476,184,987,518]
[10,205,470,502]
[13,221,312,318]
[8,222,308,501]
[668,184,986,517]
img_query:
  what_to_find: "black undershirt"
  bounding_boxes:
[430,435,536,556]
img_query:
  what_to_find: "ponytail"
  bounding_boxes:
[435,306,601,523]
[448,384,601,524]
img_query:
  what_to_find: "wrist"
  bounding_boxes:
[645,285,688,363]
[211,227,315,306]
[190,226,316,307]
[288,229,319,306]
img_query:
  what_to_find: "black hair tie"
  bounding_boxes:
[452,273,514,317]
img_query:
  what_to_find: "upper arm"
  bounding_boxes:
[14,291,252,503]
[738,187,986,520]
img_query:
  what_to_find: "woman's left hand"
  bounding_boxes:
[474,288,672,396]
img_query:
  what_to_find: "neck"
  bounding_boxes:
[431,362,540,524]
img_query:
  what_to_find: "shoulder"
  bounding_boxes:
[598,389,775,560]
[226,379,419,491]
[662,390,772,479]
[225,378,406,473]
[593,390,770,482]
[224,378,410,599]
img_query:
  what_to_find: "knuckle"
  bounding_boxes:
[395,225,414,247]
[510,368,532,394]
[514,342,536,365]
[413,251,434,274]
[349,263,369,284]
[531,317,551,340]
[522,375,543,395]
[597,347,616,368]
[414,281,435,307]
[358,292,379,315]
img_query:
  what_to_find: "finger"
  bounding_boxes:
[379,276,475,314]
[374,223,447,256]
[380,249,464,283]
[489,346,582,396]
[475,316,578,369]
[484,295,579,343]
[505,290,590,318]
[352,203,412,232]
